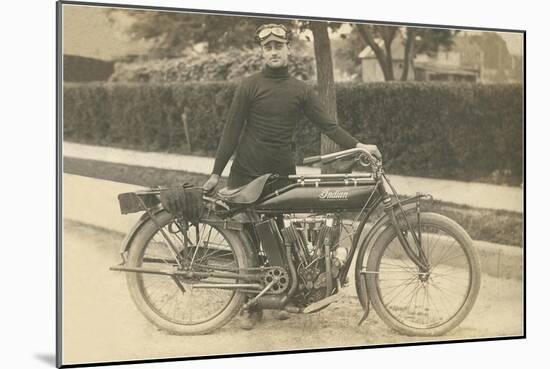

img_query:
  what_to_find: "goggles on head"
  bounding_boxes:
[255,24,290,43]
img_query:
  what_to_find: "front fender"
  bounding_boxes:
[354,194,430,309]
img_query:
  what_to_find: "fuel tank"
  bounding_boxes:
[256,184,377,213]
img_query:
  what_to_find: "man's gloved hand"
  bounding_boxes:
[160,186,187,216]
[202,174,220,193]
[356,143,382,162]
[159,186,204,223]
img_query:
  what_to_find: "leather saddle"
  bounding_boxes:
[216,173,273,204]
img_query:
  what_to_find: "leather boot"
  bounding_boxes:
[240,307,263,330]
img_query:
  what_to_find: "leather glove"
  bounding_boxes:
[159,185,203,224]
[202,174,220,193]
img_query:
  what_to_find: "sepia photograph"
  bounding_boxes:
[58,0,524,366]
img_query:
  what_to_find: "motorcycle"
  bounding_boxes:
[111,148,481,336]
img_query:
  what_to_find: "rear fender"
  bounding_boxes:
[118,204,164,262]
[117,206,257,267]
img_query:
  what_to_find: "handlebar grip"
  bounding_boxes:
[303,155,321,165]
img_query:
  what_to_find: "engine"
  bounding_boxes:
[280,213,348,307]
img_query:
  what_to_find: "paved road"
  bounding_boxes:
[61,221,523,366]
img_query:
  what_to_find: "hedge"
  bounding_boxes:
[63,82,523,184]
[109,49,315,83]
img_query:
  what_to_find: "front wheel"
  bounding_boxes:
[362,212,481,336]
[125,211,254,335]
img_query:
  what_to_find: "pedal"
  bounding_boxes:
[303,292,343,314]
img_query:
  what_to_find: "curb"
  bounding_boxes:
[474,240,523,280]
[63,173,523,280]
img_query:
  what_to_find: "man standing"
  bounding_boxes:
[202,23,380,329]
[203,23,380,192]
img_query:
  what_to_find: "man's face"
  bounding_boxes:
[261,41,290,69]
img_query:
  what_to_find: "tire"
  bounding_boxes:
[360,212,481,336]
[126,211,254,335]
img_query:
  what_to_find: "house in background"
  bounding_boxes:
[414,32,521,83]
[358,32,415,82]
[463,32,522,83]
[359,31,522,83]
[413,40,480,82]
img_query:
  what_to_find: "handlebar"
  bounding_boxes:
[302,148,382,170]
[302,155,322,165]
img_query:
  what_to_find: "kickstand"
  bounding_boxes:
[357,302,370,326]
[357,272,371,326]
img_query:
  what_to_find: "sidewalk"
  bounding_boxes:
[62,173,523,280]
[64,142,523,213]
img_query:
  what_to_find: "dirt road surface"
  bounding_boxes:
[61,220,523,366]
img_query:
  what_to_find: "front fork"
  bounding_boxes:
[358,178,430,326]
[379,178,430,272]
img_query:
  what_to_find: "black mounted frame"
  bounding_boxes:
[56,1,526,367]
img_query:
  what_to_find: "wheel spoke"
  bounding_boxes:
[134,218,242,327]
[366,215,479,334]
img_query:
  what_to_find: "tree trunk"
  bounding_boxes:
[382,27,396,81]
[401,28,416,81]
[384,42,395,81]
[310,21,342,174]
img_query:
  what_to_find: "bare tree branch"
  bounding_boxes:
[356,24,391,80]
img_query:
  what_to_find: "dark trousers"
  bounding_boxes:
[227,169,289,257]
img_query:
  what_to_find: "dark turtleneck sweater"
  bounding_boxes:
[212,65,359,178]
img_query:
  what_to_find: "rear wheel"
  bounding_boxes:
[361,212,480,336]
[126,211,253,335]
